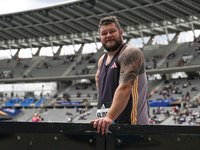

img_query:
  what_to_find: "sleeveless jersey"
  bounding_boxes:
[32,117,38,122]
[97,43,148,125]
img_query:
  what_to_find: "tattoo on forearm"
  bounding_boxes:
[118,48,145,84]
[120,70,137,84]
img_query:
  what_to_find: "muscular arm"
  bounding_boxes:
[91,46,144,134]
[118,46,144,84]
[95,55,104,91]
[106,46,144,122]
[95,70,100,91]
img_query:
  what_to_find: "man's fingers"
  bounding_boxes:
[105,123,110,133]
[90,118,112,134]
[93,120,98,128]
[90,120,95,123]
[97,120,102,133]
[101,121,106,134]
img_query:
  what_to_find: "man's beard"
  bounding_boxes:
[103,37,122,52]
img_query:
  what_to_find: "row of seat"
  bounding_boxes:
[5,98,46,106]
[1,42,200,79]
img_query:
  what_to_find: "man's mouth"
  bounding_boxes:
[106,39,114,42]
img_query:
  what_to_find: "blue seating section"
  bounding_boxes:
[5,98,21,106]
[20,98,35,106]
[35,98,46,106]
[5,98,46,106]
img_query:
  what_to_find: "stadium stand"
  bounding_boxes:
[149,77,200,102]
[35,98,46,106]
[30,56,73,77]
[186,43,200,66]
[1,41,200,125]
[73,107,97,123]
[16,108,39,122]
[149,106,174,125]
[38,108,77,123]
[167,43,194,67]
[20,98,35,106]
[4,97,46,107]
[67,82,97,96]
[4,98,21,106]
[1,43,200,79]
[0,0,200,129]
[0,58,32,78]
[143,44,176,69]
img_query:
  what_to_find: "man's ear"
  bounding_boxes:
[120,29,123,36]
[99,35,101,41]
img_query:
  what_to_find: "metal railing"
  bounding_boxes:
[0,122,200,150]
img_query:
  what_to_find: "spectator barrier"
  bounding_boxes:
[0,122,200,150]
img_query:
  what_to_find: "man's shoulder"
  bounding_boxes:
[99,54,106,63]
[122,44,141,53]
[98,53,106,68]
[119,44,143,61]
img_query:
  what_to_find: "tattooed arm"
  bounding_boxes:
[91,45,144,134]
[106,46,144,119]
[118,45,144,84]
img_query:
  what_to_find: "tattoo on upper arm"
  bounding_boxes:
[118,48,144,85]
[139,59,145,74]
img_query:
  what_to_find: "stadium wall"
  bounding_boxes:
[0,82,57,97]
[0,122,200,150]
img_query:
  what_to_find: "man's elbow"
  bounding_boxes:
[95,77,98,83]
[120,84,132,91]
[118,84,132,96]
[95,78,98,86]
[95,77,99,90]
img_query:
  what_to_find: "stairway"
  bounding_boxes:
[61,54,83,76]
[23,56,46,76]
[157,43,182,68]
[191,91,200,102]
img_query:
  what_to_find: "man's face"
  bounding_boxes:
[99,23,123,52]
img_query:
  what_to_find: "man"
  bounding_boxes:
[90,16,148,134]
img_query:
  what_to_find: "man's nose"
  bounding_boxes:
[106,32,112,37]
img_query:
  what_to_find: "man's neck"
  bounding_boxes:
[107,42,124,58]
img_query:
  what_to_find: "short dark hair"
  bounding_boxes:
[98,16,121,31]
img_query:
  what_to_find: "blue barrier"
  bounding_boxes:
[149,99,181,107]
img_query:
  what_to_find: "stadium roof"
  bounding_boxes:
[0,0,199,49]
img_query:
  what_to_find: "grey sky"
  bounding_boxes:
[0,0,71,15]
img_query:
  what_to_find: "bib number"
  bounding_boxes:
[96,108,110,118]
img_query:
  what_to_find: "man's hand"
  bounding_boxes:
[90,116,113,134]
